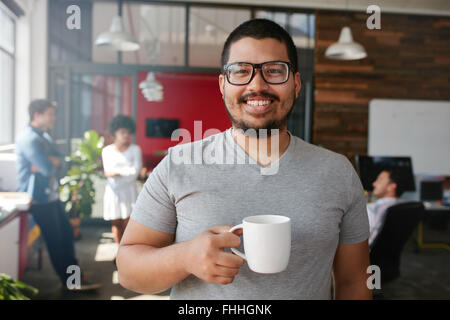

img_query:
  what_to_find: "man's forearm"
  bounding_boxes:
[334,281,372,300]
[117,241,191,294]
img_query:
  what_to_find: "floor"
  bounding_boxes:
[20,219,170,300]
[373,221,450,300]
[20,218,449,300]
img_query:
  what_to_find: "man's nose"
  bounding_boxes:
[247,69,269,91]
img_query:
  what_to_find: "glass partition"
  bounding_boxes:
[121,3,186,66]
[189,7,251,67]
[0,6,15,144]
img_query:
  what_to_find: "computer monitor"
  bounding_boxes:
[420,180,443,201]
[355,156,416,192]
[146,118,179,138]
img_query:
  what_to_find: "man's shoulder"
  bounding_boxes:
[290,135,350,168]
[15,126,39,147]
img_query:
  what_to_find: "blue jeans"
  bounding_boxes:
[29,201,78,286]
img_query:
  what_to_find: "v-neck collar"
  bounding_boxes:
[224,127,294,175]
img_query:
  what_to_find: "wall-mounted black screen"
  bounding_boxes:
[146,118,179,138]
[355,155,416,192]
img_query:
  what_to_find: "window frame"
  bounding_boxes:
[0,3,16,145]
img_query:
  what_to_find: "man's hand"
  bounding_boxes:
[104,171,121,178]
[184,226,245,285]
[48,156,61,168]
[30,165,39,173]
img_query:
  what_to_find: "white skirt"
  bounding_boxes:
[103,184,137,221]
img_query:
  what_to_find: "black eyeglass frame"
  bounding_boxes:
[222,61,295,86]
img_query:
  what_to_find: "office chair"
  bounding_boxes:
[369,201,425,284]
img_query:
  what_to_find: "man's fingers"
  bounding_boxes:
[213,231,241,249]
[213,265,240,278]
[216,251,245,268]
[231,228,243,236]
[209,225,233,234]
[211,276,234,285]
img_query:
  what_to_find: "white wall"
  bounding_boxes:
[14,0,48,138]
[0,153,18,192]
[368,99,450,176]
[0,0,47,192]
[0,217,20,280]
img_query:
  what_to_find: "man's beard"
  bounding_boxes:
[224,90,296,138]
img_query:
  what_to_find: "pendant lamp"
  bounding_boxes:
[325,26,367,60]
[139,72,163,102]
[95,15,140,52]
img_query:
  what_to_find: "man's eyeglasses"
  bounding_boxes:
[222,61,294,85]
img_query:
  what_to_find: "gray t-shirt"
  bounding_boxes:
[131,128,369,300]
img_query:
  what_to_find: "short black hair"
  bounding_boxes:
[108,115,136,136]
[384,169,404,197]
[221,18,298,73]
[29,99,57,121]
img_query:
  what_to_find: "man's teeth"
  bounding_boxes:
[245,100,271,106]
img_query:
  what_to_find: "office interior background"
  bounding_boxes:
[0,0,449,300]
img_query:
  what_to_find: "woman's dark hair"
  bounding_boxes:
[28,99,57,121]
[221,19,298,73]
[108,115,136,136]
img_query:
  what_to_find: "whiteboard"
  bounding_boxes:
[368,99,450,176]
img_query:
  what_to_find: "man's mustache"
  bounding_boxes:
[237,91,280,104]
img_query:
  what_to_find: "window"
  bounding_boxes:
[121,3,186,66]
[0,5,15,144]
[91,2,186,66]
[49,0,92,62]
[255,11,315,48]
[70,74,133,141]
[189,7,251,67]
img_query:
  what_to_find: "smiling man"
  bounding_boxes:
[117,19,371,300]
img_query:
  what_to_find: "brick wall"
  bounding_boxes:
[314,10,450,160]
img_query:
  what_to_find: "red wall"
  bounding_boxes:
[136,72,231,169]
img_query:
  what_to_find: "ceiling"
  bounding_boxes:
[170,0,450,17]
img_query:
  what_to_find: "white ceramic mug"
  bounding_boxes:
[228,215,291,274]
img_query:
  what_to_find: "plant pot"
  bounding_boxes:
[69,217,82,240]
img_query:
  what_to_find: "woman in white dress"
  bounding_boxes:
[102,115,142,244]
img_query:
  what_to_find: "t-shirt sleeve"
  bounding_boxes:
[130,150,177,234]
[339,159,370,245]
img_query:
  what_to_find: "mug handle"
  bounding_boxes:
[228,224,246,260]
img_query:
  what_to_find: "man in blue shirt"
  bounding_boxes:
[367,169,404,248]
[16,99,100,292]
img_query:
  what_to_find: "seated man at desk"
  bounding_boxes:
[367,169,404,247]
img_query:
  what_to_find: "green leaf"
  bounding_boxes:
[0,273,38,300]
[58,129,104,219]
[59,185,71,202]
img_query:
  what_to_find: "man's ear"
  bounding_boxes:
[219,74,225,97]
[388,182,398,195]
[294,72,301,99]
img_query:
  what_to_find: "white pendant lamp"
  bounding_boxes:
[95,16,140,52]
[139,72,163,102]
[325,26,367,60]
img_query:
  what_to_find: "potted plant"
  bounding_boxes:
[59,130,104,239]
[0,273,38,300]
